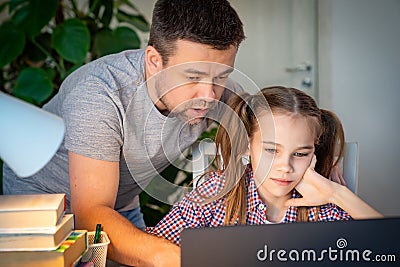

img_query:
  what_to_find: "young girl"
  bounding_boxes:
[146,86,382,245]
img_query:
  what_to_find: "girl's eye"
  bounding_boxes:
[293,152,309,157]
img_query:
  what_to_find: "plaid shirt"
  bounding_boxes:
[146,170,351,245]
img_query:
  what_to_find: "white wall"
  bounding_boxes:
[319,0,400,216]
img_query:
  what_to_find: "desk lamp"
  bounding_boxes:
[0,92,65,177]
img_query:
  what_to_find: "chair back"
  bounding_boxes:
[192,140,218,187]
[342,142,359,194]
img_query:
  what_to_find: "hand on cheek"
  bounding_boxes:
[285,155,336,207]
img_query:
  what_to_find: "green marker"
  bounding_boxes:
[94,223,102,244]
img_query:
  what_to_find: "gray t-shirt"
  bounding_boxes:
[3,49,212,212]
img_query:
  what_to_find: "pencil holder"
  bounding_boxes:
[81,231,110,267]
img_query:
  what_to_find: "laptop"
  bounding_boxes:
[181,217,400,267]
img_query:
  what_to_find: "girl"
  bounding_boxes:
[146,86,382,245]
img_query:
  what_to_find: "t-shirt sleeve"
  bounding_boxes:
[62,81,123,162]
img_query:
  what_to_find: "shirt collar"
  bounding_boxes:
[245,169,301,213]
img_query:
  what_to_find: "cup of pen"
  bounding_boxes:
[81,224,110,267]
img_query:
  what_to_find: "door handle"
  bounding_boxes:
[285,62,312,72]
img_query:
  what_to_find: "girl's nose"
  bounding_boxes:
[274,155,294,173]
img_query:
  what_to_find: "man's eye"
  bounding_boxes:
[187,76,200,81]
[265,148,277,154]
[294,152,309,157]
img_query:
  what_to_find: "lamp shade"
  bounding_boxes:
[0,92,65,177]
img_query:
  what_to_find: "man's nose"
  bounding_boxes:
[195,81,216,100]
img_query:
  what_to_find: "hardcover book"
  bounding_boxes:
[0,230,88,267]
[0,194,66,229]
[0,214,75,251]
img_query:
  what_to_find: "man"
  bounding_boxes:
[3,0,245,266]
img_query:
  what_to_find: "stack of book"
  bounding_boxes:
[0,194,87,267]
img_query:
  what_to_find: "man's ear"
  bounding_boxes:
[145,46,163,77]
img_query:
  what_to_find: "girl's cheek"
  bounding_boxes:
[261,154,274,170]
[252,154,273,179]
[295,157,312,175]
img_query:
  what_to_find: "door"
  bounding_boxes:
[230,0,318,98]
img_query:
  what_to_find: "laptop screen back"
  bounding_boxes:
[181,218,400,267]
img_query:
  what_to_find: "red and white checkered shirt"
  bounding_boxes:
[146,169,351,245]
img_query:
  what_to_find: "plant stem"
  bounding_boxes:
[30,37,64,76]
[69,0,79,15]
[88,0,100,16]
[59,58,66,80]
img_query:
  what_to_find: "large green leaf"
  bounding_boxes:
[0,21,25,68]
[13,68,53,105]
[44,68,56,82]
[116,10,150,32]
[52,19,90,64]
[10,0,58,38]
[94,27,141,57]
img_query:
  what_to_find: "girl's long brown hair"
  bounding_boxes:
[212,86,345,224]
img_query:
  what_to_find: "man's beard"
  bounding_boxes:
[159,95,216,126]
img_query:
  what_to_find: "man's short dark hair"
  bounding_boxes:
[148,0,245,65]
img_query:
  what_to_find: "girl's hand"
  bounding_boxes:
[286,156,383,219]
[285,155,337,207]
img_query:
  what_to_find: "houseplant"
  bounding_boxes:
[0,0,149,197]
[0,0,217,225]
[0,0,149,105]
